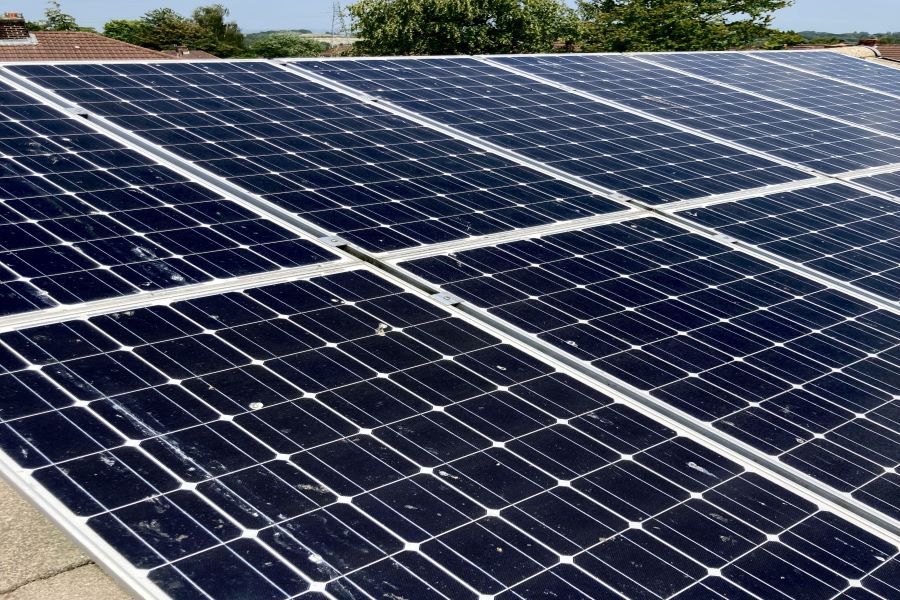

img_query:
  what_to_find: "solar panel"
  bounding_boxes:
[674,182,900,302]
[0,78,338,317]
[643,52,900,140]
[397,215,900,524]
[1,265,896,599]
[288,57,813,205]
[853,169,900,199]
[490,54,900,175]
[759,50,900,98]
[3,61,629,254]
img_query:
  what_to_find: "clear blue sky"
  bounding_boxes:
[11,0,898,34]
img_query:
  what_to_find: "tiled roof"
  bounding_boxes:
[0,31,171,61]
[879,45,900,62]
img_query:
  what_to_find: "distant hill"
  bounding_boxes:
[798,31,900,44]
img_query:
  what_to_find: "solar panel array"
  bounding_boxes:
[290,58,813,204]
[3,267,898,600]
[0,79,338,316]
[643,52,900,140]
[0,50,899,600]
[675,182,900,302]
[397,216,900,521]
[490,54,900,174]
[759,50,900,97]
[8,61,627,252]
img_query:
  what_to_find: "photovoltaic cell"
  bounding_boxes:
[490,54,900,175]
[399,217,900,522]
[644,52,900,140]
[0,79,337,317]
[676,183,900,301]
[289,57,812,205]
[0,267,895,599]
[5,61,626,253]
[760,50,900,97]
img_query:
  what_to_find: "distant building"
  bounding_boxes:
[0,12,172,61]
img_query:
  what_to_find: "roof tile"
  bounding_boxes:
[0,31,172,61]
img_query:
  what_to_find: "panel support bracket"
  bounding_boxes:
[319,235,352,248]
[64,105,89,118]
[432,292,463,306]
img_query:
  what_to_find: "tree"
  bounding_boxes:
[348,0,579,56]
[578,0,794,52]
[807,36,844,45]
[103,19,144,45]
[758,29,806,50]
[192,4,246,56]
[32,1,80,31]
[250,32,325,58]
[103,6,248,57]
[137,7,204,49]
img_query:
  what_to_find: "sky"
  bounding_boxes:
[11,0,898,34]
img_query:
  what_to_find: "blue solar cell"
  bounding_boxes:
[490,54,900,175]
[0,267,894,598]
[7,61,626,252]
[289,57,812,204]
[676,183,900,301]
[644,52,900,141]
[399,217,900,521]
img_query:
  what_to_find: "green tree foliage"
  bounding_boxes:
[103,5,246,56]
[245,29,313,46]
[139,8,205,49]
[30,1,85,31]
[250,32,325,58]
[192,4,245,56]
[44,1,78,30]
[102,19,144,43]
[348,0,579,56]
[807,36,844,45]
[578,0,794,52]
[758,29,806,49]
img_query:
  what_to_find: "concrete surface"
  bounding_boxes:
[2,565,130,600]
[0,477,132,599]
[831,46,880,58]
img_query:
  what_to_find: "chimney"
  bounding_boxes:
[0,12,28,40]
